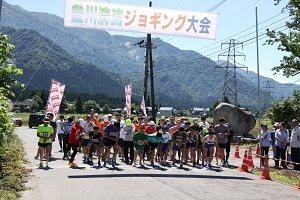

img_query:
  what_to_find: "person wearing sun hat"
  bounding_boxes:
[257,123,271,165]
[270,122,279,159]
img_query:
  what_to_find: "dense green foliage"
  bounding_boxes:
[75,96,83,114]
[0,34,29,199]
[266,90,300,128]
[266,0,300,77]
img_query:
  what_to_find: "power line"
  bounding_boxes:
[155,0,230,46]
[15,27,65,102]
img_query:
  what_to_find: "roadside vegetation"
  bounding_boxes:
[0,34,29,199]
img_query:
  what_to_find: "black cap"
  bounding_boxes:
[261,123,268,128]
[219,118,225,122]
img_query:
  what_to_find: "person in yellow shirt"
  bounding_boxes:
[37,117,54,168]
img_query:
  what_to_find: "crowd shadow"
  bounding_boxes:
[68,173,253,180]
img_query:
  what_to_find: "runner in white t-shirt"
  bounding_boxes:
[161,126,172,164]
[81,115,95,163]
[56,115,65,152]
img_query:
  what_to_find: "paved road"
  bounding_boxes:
[16,127,300,200]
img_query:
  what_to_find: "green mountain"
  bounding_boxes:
[2,1,300,110]
[2,27,123,97]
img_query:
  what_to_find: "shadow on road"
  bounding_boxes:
[107,167,124,171]
[68,174,253,180]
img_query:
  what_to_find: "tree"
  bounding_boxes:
[266,0,300,77]
[83,100,100,113]
[75,96,83,114]
[40,90,48,108]
[266,90,300,129]
[31,95,43,112]
[98,99,108,107]
[0,34,23,146]
[59,96,68,114]
[102,103,110,114]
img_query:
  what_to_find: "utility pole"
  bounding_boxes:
[216,39,247,105]
[148,1,156,122]
[136,1,157,121]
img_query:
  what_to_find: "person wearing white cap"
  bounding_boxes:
[100,115,110,132]
[199,116,210,130]
[37,117,54,168]
[270,122,279,158]
[144,121,157,162]
[107,114,113,122]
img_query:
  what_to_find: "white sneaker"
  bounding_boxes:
[132,162,136,167]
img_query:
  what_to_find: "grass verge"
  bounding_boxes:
[252,168,300,186]
[0,133,30,199]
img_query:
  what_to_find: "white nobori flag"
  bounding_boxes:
[140,96,147,117]
[125,84,132,116]
[46,80,66,119]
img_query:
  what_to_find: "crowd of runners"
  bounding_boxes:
[35,109,234,169]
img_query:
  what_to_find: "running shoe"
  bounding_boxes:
[38,162,43,168]
[103,162,107,168]
[45,162,49,168]
[58,149,63,153]
[34,155,38,159]
[132,162,136,167]
[69,162,77,168]
[208,164,212,170]
[112,161,115,168]
[98,161,101,167]
[150,161,154,167]
[180,163,183,168]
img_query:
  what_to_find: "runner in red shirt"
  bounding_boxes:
[68,120,83,167]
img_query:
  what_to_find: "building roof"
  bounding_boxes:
[159,107,173,111]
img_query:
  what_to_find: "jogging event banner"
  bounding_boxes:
[64,0,218,40]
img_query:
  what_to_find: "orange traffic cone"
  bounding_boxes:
[255,144,260,158]
[233,143,240,158]
[247,148,254,168]
[260,157,271,180]
[239,150,249,172]
[295,180,300,191]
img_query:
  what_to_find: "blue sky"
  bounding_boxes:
[6,0,298,84]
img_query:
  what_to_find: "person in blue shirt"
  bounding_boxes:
[103,120,120,167]
[269,123,279,158]
[257,123,271,165]
[61,116,74,160]
[274,122,289,169]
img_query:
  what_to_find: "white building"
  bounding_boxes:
[157,107,173,117]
